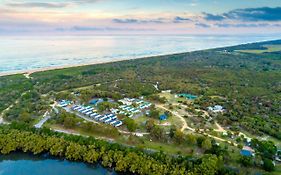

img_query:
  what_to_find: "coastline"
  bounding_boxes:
[0,37,279,78]
[0,51,186,77]
[0,57,135,77]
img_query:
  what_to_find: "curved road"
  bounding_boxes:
[156,104,237,146]
[156,104,193,132]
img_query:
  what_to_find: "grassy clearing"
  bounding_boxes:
[237,44,281,54]
[48,123,197,156]
[158,92,186,104]
[140,139,194,156]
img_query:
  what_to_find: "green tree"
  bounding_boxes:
[239,155,253,167]
[124,117,137,132]
[174,129,184,144]
[202,139,212,150]
[186,134,197,145]
[262,158,275,172]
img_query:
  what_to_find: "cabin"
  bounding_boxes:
[159,114,168,121]
[240,146,255,157]
[118,99,133,105]
[89,99,103,105]
[58,100,72,107]
[240,150,253,157]
[207,105,224,113]
[177,93,197,100]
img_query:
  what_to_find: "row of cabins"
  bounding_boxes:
[118,98,151,106]
[115,99,152,118]
[119,105,140,113]
[71,105,123,127]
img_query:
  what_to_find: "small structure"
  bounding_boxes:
[207,105,224,113]
[118,99,133,105]
[161,90,171,93]
[240,150,253,157]
[159,114,168,121]
[89,99,103,105]
[58,100,72,107]
[276,150,281,162]
[240,146,255,157]
[177,93,197,100]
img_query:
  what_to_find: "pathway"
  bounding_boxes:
[34,102,58,128]
[214,122,226,132]
[34,111,51,128]
[155,104,237,146]
[23,73,32,79]
[63,107,100,124]
[156,104,193,132]
[0,91,29,124]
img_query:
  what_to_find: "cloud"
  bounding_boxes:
[65,26,155,32]
[112,18,164,24]
[71,26,135,31]
[195,23,210,28]
[70,0,105,3]
[214,23,281,28]
[224,7,281,21]
[203,12,224,21]
[173,16,192,23]
[113,17,193,24]
[6,2,69,8]
[203,7,281,22]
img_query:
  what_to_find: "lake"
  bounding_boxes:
[0,35,281,74]
[0,152,117,175]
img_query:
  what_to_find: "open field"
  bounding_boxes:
[237,44,281,53]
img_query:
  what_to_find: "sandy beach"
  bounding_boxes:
[0,57,135,78]
[0,52,172,78]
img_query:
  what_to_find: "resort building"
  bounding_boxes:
[176,93,197,100]
[207,105,224,113]
[240,146,255,157]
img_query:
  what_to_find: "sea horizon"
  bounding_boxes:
[1,34,281,75]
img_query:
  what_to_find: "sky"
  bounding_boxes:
[1,0,281,35]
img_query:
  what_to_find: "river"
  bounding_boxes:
[0,152,118,175]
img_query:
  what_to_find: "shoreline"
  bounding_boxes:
[0,51,188,77]
[0,57,137,77]
[1,38,279,78]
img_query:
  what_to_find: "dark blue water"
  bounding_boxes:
[0,153,118,175]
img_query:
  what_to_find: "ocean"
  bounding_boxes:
[0,35,280,74]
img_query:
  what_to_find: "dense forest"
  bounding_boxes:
[0,123,229,175]
[0,40,280,174]
[2,40,279,139]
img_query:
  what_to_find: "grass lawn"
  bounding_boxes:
[140,139,194,156]
[240,129,281,148]
[270,164,281,175]
[237,44,281,54]
[48,123,198,156]
[166,115,182,127]
[158,92,187,105]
